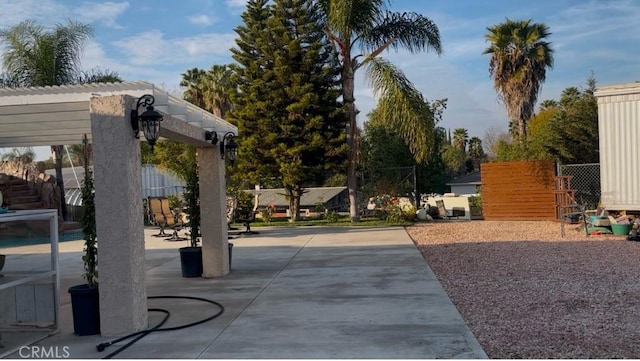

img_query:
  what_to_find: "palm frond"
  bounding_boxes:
[360,11,442,64]
[0,18,93,87]
[364,57,435,163]
[323,0,386,37]
[51,20,93,85]
[0,19,44,86]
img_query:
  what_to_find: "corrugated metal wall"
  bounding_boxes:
[64,165,185,206]
[597,88,640,210]
[140,165,185,198]
[481,160,557,220]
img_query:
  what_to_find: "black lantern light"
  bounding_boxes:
[205,130,238,166]
[205,130,219,145]
[220,132,238,165]
[131,94,163,151]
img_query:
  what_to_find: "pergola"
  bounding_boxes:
[0,81,236,336]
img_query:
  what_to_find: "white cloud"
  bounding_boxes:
[550,0,640,43]
[73,2,130,29]
[0,0,130,30]
[188,14,218,27]
[79,40,126,73]
[111,30,237,66]
[0,0,69,28]
[225,0,247,9]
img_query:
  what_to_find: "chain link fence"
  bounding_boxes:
[557,163,601,209]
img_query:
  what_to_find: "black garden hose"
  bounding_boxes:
[96,295,224,359]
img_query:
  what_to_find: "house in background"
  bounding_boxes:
[446,171,481,195]
[246,186,348,217]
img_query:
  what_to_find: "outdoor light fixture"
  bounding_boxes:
[205,130,219,145]
[220,131,238,165]
[131,94,163,151]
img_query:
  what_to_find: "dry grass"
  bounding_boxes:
[406,220,640,359]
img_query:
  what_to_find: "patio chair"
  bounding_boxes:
[436,200,464,219]
[236,193,259,235]
[159,197,187,241]
[148,197,171,237]
[436,200,449,219]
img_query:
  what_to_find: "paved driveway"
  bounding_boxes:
[4,226,486,359]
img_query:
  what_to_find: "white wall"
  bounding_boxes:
[595,83,640,210]
[426,196,471,220]
[450,184,477,196]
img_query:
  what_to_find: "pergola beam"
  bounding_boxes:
[0,81,237,147]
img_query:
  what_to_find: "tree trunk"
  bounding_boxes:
[286,186,301,222]
[413,165,420,210]
[343,63,360,222]
[51,145,68,221]
[519,119,527,142]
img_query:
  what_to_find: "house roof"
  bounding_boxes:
[248,187,348,207]
[446,171,481,186]
[0,81,236,147]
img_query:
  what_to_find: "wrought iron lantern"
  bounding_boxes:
[131,94,163,151]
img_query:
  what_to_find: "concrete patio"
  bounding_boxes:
[3,225,487,359]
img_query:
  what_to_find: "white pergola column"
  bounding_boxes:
[198,146,229,277]
[90,95,147,336]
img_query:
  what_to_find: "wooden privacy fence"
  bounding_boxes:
[481,160,557,220]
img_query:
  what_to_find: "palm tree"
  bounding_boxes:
[180,67,207,108]
[0,19,92,86]
[452,128,468,152]
[539,99,558,111]
[0,19,121,220]
[202,64,234,118]
[483,18,554,141]
[468,136,484,170]
[322,0,442,221]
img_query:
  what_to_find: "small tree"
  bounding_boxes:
[80,135,97,287]
[183,168,200,248]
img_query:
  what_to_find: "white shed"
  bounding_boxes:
[594,82,640,211]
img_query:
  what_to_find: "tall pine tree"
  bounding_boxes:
[230,0,276,189]
[230,0,347,221]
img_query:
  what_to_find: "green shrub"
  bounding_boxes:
[326,210,339,223]
[400,203,417,222]
[260,205,275,224]
[385,207,404,223]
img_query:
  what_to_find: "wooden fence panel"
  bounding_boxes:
[481,160,557,220]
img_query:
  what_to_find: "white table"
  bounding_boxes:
[0,209,60,354]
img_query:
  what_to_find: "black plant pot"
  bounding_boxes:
[68,284,100,336]
[179,246,203,277]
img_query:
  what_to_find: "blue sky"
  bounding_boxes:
[1,0,639,161]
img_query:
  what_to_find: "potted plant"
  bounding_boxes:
[68,135,100,335]
[179,168,203,277]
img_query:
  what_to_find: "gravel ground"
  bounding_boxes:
[406,220,640,359]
